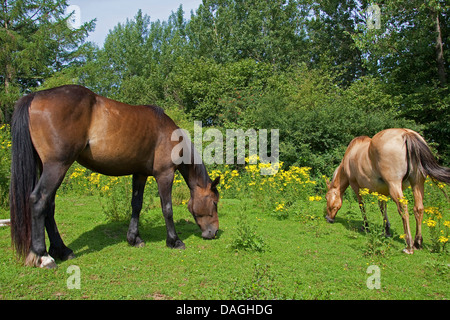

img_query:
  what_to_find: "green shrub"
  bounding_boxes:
[0,125,11,210]
[230,213,266,252]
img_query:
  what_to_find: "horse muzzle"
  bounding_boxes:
[326,216,335,224]
[202,228,219,240]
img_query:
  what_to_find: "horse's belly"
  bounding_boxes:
[76,142,153,176]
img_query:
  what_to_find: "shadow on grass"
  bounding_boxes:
[332,215,405,246]
[67,218,219,258]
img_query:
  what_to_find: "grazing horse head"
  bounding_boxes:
[188,176,220,239]
[325,178,343,223]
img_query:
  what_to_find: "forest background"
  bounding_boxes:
[1,0,450,300]
[1,0,449,176]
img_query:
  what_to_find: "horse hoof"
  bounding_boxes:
[40,255,57,269]
[49,246,75,261]
[65,252,76,260]
[402,248,414,255]
[168,239,185,250]
[360,225,369,233]
[135,241,145,248]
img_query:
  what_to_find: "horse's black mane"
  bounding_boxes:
[144,104,165,118]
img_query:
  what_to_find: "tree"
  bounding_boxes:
[0,0,95,121]
[300,0,368,86]
[353,0,450,161]
[187,0,308,69]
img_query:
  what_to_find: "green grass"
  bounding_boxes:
[0,195,449,300]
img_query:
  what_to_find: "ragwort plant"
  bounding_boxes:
[422,179,450,254]
[358,188,393,257]
[211,156,320,218]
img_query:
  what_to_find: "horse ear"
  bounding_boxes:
[211,176,220,190]
[325,179,331,189]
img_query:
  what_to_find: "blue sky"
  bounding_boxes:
[68,0,203,47]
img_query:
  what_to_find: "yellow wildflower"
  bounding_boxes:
[425,219,437,228]
[275,202,285,212]
[377,194,390,202]
[438,236,449,243]
[359,188,370,196]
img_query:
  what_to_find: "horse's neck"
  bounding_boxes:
[178,162,209,192]
[331,164,349,194]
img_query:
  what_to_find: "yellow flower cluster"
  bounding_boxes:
[0,125,11,151]
[423,207,449,229]
[210,157,317,200]
[424,207,442,220]
[423,205,450,251]
[425,218,437,228]
[275,202,285,212]
[359,188,391,202]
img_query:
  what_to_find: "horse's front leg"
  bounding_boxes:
[378,200,392,237]
[156,170,185,249]
[352,184,369,232]
[127,174,147,247]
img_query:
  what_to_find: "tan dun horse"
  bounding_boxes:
[325,128,450,254]
[10,85,220,268]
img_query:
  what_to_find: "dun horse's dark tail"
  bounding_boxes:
[405,132,450,184]
[9,93,39,259]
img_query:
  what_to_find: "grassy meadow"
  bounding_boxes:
[0,154,449,300]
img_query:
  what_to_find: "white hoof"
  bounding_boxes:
[402,248,414,255]
[40,255,57,269]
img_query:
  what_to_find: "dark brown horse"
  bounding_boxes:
[10,85,220,268]
[325,128,450,254]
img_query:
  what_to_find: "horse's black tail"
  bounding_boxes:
[405,131,450,184]
[9,93,39,259]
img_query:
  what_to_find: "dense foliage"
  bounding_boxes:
[1,0,449,174]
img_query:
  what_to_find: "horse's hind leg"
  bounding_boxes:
[411,180,425,250]
[388,183,414,254]
[127,174,147,247]
[27,162,70,268]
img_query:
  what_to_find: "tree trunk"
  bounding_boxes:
[434,10,446,86]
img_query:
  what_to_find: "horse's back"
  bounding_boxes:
[342,129,415,193]
[28,85,178,176]
[342,136,372,183]
[369,128,412,184]
[80,93,179,176]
